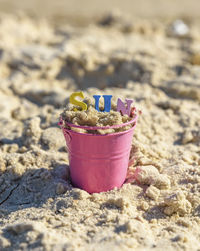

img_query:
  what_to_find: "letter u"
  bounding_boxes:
[93,95,113,112]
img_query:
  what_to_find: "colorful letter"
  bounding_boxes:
[69,92,87,111]
[93,95,112,112]
[117,98,133,116]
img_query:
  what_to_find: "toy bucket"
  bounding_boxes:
[59,115,138,193]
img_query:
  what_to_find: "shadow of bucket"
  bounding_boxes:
[59,115,138,193]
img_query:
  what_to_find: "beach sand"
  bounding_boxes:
[0,11,199,251]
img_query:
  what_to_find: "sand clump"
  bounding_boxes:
[0,13,199,251]
[136,165,171,190]
[164,192,192,216]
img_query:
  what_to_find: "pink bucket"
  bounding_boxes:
[59,115,138,193]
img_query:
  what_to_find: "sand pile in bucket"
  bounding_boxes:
[61,97,137,134]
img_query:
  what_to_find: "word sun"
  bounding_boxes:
[70,92,134,116]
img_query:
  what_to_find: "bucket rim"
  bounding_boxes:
[60,117,137,137]
[59,114,138,130]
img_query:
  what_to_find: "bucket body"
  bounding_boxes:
[60,117,137,193]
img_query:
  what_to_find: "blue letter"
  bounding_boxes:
[93,95,113,112]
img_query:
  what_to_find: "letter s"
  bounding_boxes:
[69,92,87,111]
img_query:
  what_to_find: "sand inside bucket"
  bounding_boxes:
[61,97,137,134]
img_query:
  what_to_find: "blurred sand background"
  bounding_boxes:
[0,0,200,24]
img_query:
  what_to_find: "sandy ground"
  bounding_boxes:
[0,11,200,251]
